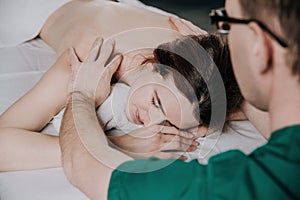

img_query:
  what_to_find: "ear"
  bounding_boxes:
[248,22,273,74]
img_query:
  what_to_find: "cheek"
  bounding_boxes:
[127,86,150,108]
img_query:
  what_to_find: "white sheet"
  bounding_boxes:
[0,168,88,200]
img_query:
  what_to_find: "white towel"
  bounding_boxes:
[52,83,143,135]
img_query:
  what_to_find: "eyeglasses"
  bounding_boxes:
[209,8,288,48]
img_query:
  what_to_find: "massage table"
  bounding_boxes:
[0,1,266,199]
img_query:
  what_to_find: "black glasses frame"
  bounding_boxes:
[210,8,288,48]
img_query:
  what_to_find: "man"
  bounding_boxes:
[60,0,300,199]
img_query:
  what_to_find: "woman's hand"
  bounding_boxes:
[68,37,123,106]
[108,125,200,160]
[169,16,207,36]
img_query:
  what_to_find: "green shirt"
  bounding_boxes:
[108,125,300,199]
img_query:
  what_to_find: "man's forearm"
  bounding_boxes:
[59,92,131,199]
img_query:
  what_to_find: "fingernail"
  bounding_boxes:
[187,146,196,152]
[193,141,200,146]
[96,37,103,43]
[113,54,122,61]
[180,156,187,161]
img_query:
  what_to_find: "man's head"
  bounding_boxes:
[223,0,300,110]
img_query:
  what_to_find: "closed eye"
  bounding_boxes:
[154,90,165,116]
[159,120,179,130]
[151,96,160,108]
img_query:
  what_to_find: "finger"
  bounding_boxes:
[161,134,192,145]
[169,16,207,36]
[195,126,208,138]
[105,54,123,75]
[168,16,180,31]
[178,130,195,139]
[87,37,103,62]
[152,152,187,161]
[97,39,115,65]
[68,47,80,67]
[192,140,200,147]
[160,135,197,152]
[180,18,207,35]
[179,18,197,31]
[160,140,190,152]
[156,125,195,139]
[169,16,191,35]
[160,136,198,151]
[186,144,198,152]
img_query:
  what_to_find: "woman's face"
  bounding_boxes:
[125,65,199,130]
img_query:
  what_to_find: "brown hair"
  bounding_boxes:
[238,0,300,78]
[145,34,243,127]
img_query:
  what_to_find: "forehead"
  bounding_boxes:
[225,0,243,17]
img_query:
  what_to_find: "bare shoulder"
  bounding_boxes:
[40,0,177,58]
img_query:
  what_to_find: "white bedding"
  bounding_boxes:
[0,1,266,199]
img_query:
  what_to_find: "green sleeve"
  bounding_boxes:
[108,125,300,200]
[108,158,207,200]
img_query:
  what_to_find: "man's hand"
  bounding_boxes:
[68,37,122,106]
[109,125,201,160]
[169,16,207,36]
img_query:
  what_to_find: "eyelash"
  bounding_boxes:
[151,97,159,108]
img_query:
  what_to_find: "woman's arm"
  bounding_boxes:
[0,51,71,171]
[61,93,121,200]
[0,128,60,171]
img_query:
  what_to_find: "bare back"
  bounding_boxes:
[40,0,179,59]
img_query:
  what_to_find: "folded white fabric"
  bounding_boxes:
[185,121,267,164]
[0,39,56,116]
[52,83,143,136]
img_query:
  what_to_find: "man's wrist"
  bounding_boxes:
[67,91,95,106]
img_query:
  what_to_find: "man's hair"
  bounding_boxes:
[238,0,300,78]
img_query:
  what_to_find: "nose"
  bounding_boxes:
[143,106,166,127]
